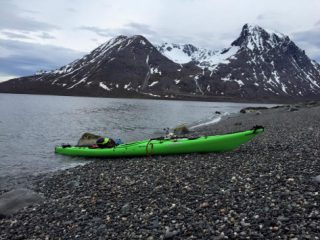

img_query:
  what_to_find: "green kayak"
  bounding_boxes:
[55,126,264,158]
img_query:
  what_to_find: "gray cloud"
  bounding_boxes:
[292,28,320,61]
[67,7,77,13]
[1,31,32,39]
[123,23,156,35]
[0,0,58,31]
[79,22,156,38]
[294,29,320,46]
[0,39,84,76]
[79,26,111,37]
[38,32,56,39]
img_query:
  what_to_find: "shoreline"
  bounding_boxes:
[0,92,295,104]
[1,102,320,239]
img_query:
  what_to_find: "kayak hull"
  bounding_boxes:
[55,128,263,158]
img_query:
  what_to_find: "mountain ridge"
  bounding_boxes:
[1,23,320,102]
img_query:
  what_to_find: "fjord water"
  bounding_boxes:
[0,94,272,187]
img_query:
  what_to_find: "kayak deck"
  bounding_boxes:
[55,126,264,158]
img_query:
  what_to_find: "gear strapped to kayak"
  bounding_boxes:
[96,137,117,148]
[55,126,264,158]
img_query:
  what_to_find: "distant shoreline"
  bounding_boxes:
[0,91,303,104]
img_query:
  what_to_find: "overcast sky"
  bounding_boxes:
[1,0,320,82]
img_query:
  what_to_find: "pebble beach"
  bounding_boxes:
[1,102,320,239]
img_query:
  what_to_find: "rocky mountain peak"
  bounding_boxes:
[232,23,289,52]
[127,35,153,46]
[95,34,151,53]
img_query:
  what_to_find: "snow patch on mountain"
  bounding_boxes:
[150,67,161,75]
[156,43,240,69]
[148,81,159,87]
[99,82,111,91]
[157,43,193,63]
[67,77,87,89]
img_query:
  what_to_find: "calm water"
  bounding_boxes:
[0,94,272,187]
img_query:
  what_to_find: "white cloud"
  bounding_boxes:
[0,75,18,83]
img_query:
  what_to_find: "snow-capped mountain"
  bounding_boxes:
[1,24,320,102]
[0,35,199,98]
[156,24,320,100]
[209,24,320,100]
